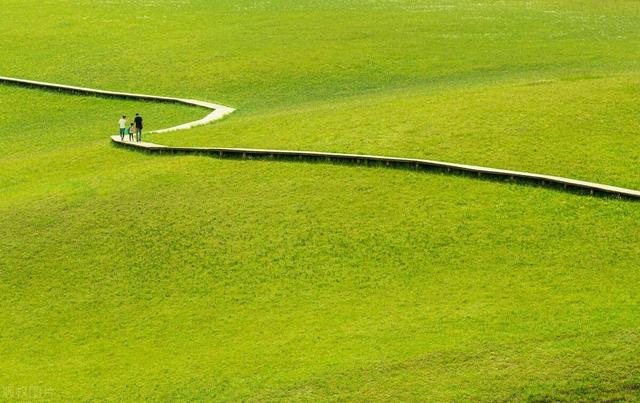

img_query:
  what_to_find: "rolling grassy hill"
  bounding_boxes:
[1,0,640,400]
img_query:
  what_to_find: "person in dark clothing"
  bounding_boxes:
[134,113,143,142]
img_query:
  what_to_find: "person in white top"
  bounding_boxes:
[118,115,127,140]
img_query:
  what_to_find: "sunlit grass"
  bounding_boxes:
[151,73,640,188]
[1,0,640,400]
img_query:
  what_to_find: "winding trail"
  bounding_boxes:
[2,75,639,200]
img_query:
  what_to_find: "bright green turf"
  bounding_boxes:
[3,0,640,110]
[152,73,640,189]
[2,0,640,401]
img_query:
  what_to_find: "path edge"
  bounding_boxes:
[2,75,638,200]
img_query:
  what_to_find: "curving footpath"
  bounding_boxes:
[2,75,639,200]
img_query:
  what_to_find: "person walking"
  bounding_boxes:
[118,115,127,140]
[134,113,143,142]
[128,123,136,141]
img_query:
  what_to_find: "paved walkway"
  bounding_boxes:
[2,75,639,200]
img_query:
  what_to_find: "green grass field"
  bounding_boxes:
[2,0,640,400]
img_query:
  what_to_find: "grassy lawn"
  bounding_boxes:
[151,73,640,189]
[2,0,640,401]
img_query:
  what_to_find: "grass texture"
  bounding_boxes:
[1,0,640,400]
